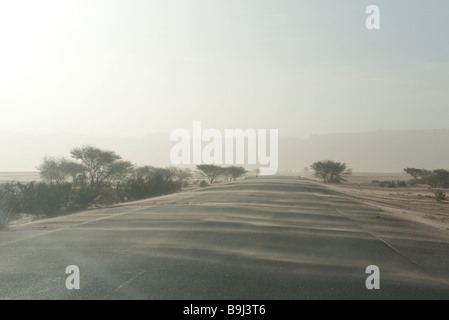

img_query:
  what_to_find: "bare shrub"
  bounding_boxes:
[435,190,446,202]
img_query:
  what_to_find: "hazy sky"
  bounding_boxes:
[1,0,448,138]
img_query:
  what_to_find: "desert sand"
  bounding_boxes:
[302,173,449,232]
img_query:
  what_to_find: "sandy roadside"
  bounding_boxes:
[310,179,449,232]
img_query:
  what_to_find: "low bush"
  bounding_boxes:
[435,190,446,202]
[397,180,407,187]
[387,181,397,188]
[0,183,22,230]
[0,173,183,222]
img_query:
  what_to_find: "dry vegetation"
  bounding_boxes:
[312,172,449,231]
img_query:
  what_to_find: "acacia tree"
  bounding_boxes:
[38,157,86,184]
[133,166,178,185]
[61,159,86,183]
[311,160,352,183]
[403,168,431,180]
[152,167,176,184]
[404,168,449,187]
[222,167,233,182]
[169,167,192,188]
[70,146,133,198]
[197,164,223,184]
[432,169,449,188]
[132,165,155,179]
[37,157,69,184]
[222,166,247,181]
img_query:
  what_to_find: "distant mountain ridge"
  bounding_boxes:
[281,130,449,172]
[0,130,448,172]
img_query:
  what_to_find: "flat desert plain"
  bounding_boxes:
[0,172,40,183]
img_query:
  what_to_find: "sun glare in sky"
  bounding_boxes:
[1,0,448,138]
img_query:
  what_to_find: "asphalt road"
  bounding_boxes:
[1,176,449,299]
